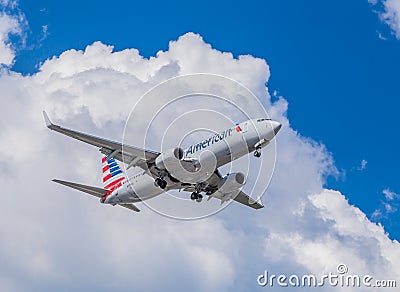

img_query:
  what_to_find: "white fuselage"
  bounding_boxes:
[103,118,280,204]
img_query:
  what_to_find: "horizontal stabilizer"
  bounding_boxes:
[53,179,108,198]
[53,179,141,213]
[119,203,140,212]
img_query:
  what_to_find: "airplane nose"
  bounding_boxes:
[271,121,282,135]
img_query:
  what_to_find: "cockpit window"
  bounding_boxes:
[257,118,271,122]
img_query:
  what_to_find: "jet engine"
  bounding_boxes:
[154,147,217,184]
[218,172,246,194]
[155,147,184,170]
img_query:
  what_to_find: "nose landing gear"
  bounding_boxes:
[254,139,268,158]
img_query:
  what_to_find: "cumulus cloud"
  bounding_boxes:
[0,13,20,65]
[370,0,400,39]
[0,0,27,66]
[0,32,272,291]
[0,10,399,292]
[262,190,400,290]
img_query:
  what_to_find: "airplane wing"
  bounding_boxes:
[43,111,159,170]
[208,170,264,209]
[52,179,140,212]
[186,170,264,210]
[233,190,264,209]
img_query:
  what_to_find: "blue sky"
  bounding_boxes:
[13,0,399,237]
[1,1,400,291]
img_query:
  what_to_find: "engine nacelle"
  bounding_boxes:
[155,147,184,170]
[155,147,218,184]
[218,172,246,194]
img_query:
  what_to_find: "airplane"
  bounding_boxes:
[43,111,281,212]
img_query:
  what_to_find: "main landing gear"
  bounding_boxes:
[155,177,167,189]
[254,149,261,157]
[190,192,203,203]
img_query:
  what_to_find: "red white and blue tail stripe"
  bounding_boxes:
[102,154,125,190]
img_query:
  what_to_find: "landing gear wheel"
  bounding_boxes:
[196,193,203,203]
[155,178,167,189]
[160,180,167,189]
[254,150,261,158]
[191,192,198,200]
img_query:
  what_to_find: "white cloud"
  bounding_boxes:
[383,188,399,201]
[0,0,27,66]
[0,12,20,65]
[385,203,396,213]
[357,159,368,171]
[0,0,18,9]
[381,0,400,39]
[371,209,382,220]
[0,32,272,291]
[0,12,399,291]
[370,0,400,39]
[372,188,399,221]
[361,159,367,170]
[377,30,388,40]
[39,24,49,42]
[264,189,400,290]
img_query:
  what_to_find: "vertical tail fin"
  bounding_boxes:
[101,154,125,190]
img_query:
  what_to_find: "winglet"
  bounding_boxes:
[43,111,53,128]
